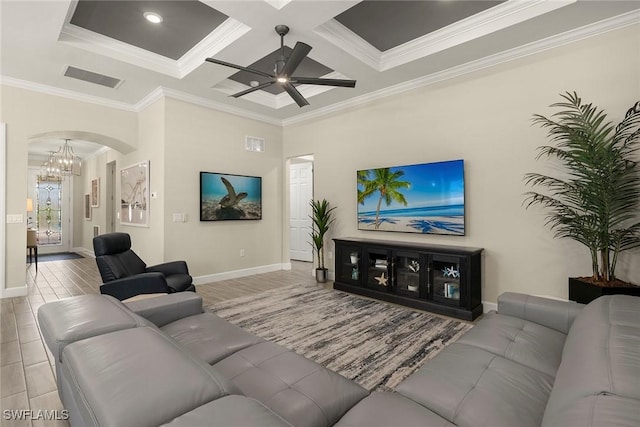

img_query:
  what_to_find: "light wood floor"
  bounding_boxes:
[1,255,316,426]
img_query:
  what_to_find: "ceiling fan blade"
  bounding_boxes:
[280,42,312,77]
[230,81,276,98]
[290,77,356,88]
[283,83,309,107]
[205,58,274,79]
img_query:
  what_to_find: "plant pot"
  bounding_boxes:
[568,277,640,304]
[315,268,329,283]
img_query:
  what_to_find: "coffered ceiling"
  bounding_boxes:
[2,0,639,135]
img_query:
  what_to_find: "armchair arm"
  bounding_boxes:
[125,292,204,327]
[147,260,190,276]
[99,272,170,301]
[497,292,584,334]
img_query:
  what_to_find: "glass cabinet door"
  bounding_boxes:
[366,248,391,292]
[393,251,422,297]
[336,245,363,286]
[430,255,465,306]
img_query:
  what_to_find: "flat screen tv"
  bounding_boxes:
[200,172,262,221]
[357,159,464,235]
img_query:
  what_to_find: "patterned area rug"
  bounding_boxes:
[210,284,473,391]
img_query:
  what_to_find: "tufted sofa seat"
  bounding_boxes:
[38,291,640,427]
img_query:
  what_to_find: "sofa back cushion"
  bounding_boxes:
[542,295,640,426]
[61,327,231,427]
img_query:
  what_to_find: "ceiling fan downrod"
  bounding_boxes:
[275,25,289,76]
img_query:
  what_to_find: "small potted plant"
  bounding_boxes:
[309,199,337,283]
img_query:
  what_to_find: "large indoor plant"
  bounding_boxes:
[310,199,337,283]
[524,92,640,302]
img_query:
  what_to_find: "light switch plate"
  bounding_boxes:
[6,214,24,223]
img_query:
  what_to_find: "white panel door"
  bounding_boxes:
[289,162,313,261]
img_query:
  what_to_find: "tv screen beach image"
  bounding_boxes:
[357,160,464,235]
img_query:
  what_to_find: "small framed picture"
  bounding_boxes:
[91,178,100,207]
[84,193,91,220]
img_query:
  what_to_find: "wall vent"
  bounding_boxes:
[245,136,265,152]
[63,66,122,89]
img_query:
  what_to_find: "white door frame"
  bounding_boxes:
[0,123,6,296]
[288,155,314,263]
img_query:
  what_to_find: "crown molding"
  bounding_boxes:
[59,23,180,77]
[264,0,293,11]
[156,87,282,126]
[284,10,640,126]
[380,0,576,71]
[174,19,251,78]
[59,17,250,79]
[316,0,576,72]
[3,9,638,129]
[0,76,137,112]
[314,20,381,70]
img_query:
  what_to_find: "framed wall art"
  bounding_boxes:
[91,177,100,207]
[120,160,150,227]
[84,193,91,220]
[200,172,262,221]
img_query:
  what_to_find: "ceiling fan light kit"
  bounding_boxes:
[205,25,356,107]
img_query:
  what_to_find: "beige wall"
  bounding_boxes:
[0,86,137,290]
[283,25,640,302]
[163,98,284,277]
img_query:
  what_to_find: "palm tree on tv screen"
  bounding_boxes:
[358,168,410,229]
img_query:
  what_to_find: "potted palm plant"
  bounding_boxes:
[524,92,640,303]
[310,199,337,283]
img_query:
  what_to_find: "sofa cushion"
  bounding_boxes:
[456,312,566,377]
[335,392,455,427]
[542,295,640,426]
[543,393,640,427]
[396,343,554,427]
[126,292,204,327]
[37,294,153,363]
[213,341,368,427]
[61,327,231,427]
[161,395,293,427]
[161,312,264,364]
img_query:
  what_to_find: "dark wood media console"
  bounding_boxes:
[333,237,483,320]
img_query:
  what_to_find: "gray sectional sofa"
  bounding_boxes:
[38,291,640,427]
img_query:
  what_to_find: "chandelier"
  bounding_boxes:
[55,139,81,176]
[38,139,81,181]
[39,151,63,181]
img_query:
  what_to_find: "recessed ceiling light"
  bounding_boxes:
[144,12,163,24]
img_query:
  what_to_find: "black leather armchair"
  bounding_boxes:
[93,232,195,300]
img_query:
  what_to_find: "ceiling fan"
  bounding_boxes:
[205,25,356,107]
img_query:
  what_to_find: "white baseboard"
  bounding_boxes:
[282,262,292,271]
[482,300,497,313]
[193,263,287,285]
[1,285,28,299]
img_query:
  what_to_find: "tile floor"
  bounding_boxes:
[1,254,316,426]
